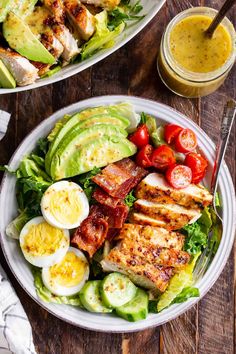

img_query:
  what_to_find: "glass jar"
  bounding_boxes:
[157,7,236,98]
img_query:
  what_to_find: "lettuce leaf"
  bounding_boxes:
[171,287,199,304]
[81,11,125,60]
[182,207,212,255]
[33,268,82,306]
[6,209,31,239]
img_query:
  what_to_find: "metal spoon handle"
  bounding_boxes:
[205,0,236,37]
[211,100,236,195]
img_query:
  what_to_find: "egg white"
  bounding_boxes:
[41,181,89,230]
[42,247,90,296]
[19,216,70,268]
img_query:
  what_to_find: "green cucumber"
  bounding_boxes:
[116,288,149,322]
[79,281,112,313]
[101,273,137,308]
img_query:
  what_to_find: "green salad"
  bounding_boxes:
[2,102,221,322]
[0,0,144,88]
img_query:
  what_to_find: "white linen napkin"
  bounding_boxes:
[0,110,36,354]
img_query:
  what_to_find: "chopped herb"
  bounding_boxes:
[108,1,144,31]
[124,190,137,208]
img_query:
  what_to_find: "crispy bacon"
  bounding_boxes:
[101,203,129,228]
[115,158,148,188]
[93,187,122,208]
[92,158,147,199]
[71,205,108,257]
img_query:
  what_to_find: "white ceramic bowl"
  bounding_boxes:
[0,96,235,332]
[0,0,166,95]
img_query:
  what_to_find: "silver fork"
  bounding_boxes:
[193,100,236,282]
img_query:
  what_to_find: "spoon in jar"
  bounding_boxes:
[205,0,236,37]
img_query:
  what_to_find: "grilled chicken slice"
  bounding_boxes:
[130,212,170,229]
[116,224,185,251]
[132,199,201,230]
[64,0,95,41]
[43,0,80,61]
[136,173,213,209]
[41,31,64,59]
[101,224,190,293]
[81,0,121,10]
[52,23,80,61]
[0,48,38,86]
[43,0,65,22]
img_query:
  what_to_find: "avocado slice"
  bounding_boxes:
[45,112,130,174]
[0,59,16,88]
[50,126,136,180]
[3,12,55,64]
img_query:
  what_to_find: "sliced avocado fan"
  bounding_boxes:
[3,12,55,64]
[45,111,130,174]
[50,126,136,180]
[0,59,16,88]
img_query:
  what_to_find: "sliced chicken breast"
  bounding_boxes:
[43,0,80,61]
[131,212,171,229]
[133,199,201,230]
[136,173,213,209]
[51,23,80,62]
[64,0,95,41]
[81,0,121,10]
[116,224,185,250]
[43,0,65,22]
[102,224,190,293]
[0,48,38,86]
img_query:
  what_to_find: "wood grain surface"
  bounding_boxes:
[0,1,235,353]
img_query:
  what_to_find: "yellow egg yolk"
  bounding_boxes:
[49,252,87,287]
[47,188,82,225]
[22,222,66,256]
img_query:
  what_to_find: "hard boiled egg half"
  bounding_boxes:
[41,181,89,230]
[19,216,69,267]
[42,247,89,296]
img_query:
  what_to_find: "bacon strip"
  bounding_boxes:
[92,158,148,199]
[93,187,122,208]
[71,205,108,257]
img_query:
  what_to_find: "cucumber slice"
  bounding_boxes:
[79,281,112,313]
[101,273,137,308]
[116,289,148,322]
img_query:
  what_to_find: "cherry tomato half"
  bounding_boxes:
[166,164,192,189]
[185,152,208,184]
[164,124,183,144]
[152,145,176,170]
[129,124,149,148]
[175,128,197,153]
[136,144,153,168]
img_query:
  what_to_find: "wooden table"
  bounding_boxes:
[0,1,235,353]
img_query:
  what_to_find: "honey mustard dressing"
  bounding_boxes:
[170,15,232,73]
[157,7,236,98]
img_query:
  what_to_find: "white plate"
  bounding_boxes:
[0,96,235,332]
[0,0,166,95]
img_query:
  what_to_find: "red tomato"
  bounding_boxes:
[136,144,153,168]
[175,128,197,153]
[166,164,192,189]
[129,124,149,148]
[185,153,208,184]
[164,124,183,144]
[151,145,176,170]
